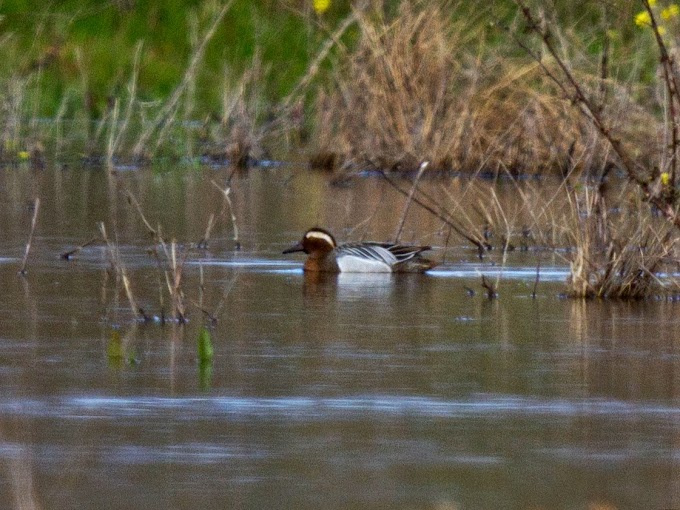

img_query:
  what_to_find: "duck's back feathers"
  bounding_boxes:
[335,242,434,272]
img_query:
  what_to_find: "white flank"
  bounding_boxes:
[336,255,392,273]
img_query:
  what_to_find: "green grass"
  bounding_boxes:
[0,0,352,117]
[0,1,664,117]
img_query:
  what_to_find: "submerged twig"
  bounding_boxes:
[18,198,40,276]
[481,275,497,300]
[61,237,100,260]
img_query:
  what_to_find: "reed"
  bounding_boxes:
[307,1,660,178]
[126,191,189,323]
[98,222,142,321]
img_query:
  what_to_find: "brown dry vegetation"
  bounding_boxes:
[309,2,660,177]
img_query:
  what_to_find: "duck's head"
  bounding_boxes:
[283,227,337,256]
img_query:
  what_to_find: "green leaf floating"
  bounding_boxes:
[107,330,124,368]
[197,327,214,363]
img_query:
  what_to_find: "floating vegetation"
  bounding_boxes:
[107,330,125,369]
[197,327,214,390]
[197,327,214,363]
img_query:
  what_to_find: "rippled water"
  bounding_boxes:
[0,164,678,509]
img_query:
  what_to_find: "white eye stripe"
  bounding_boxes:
[305,230,335,246]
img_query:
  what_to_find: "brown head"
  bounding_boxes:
[282,227,337,259]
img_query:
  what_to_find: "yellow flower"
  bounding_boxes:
[662,4,680,19]
[635,10,652,27]
[659,25,667,35]
[661,172,671,186]
[649,0,658,6]
[313,0,330,15]
[17,151,30,160]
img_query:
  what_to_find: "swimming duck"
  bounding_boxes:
[283,227,437,273]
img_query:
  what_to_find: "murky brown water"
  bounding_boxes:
[0,163,679,509]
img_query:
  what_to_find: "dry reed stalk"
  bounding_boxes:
[307,1,658,178]
[379,170,488,257]
[18,198,39,276]
[98,222,141,319]
[164,240,187,323]
[213,51,271,168]
[436,172,679,299]
[126,192,160,240]
[126,190,192,322]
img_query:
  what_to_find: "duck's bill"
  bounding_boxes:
[282,242,305,254]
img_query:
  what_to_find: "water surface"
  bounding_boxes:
[0,164,678,509]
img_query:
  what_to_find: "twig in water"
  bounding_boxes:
[197,213,216,249]
[481,275,497,300]
[531,256,541,299]
[61,237,100,260]
[394,161,429,243]
[126,192,159,240]
[211,180,240,250]
[98,222,141,320]
[18,198,40,276]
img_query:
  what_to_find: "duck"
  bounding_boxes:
[283,227,437,273]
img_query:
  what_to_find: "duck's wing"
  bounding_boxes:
[373,243,432,264]
[336,243,398,265]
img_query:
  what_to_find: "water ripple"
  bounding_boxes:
[1,394,679,422]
